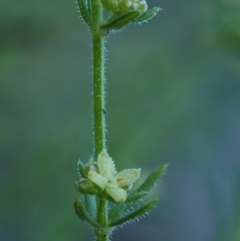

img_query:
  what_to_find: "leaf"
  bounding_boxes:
[77,0,93,27]
[108,202,133,223]
[109,198,159,227]
[84,195,97,218]
[136,164,168,193]
[100,10,141,30]
[133,7,162,23]
[104,13,118,25]
[77,159,86,178]
[108,192,148,223]
[87,0,92,19]
[125,191,148,202]
[74,198,100,227]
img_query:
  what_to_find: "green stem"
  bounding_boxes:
[91,1,108,241]
[96,199,108,241]
[91,0,105,160]
[93,34,106,160]
[91,0,102,27]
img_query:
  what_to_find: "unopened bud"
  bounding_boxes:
[75,178,100,195]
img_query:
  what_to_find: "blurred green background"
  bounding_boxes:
[1,0,240,240]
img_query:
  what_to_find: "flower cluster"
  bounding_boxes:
[76,150,141,203]
[119,0,147,13]
[101,0,148,14]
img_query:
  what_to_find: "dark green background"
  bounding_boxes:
[1,0,240,240]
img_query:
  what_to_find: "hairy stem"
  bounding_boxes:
[91,0,102,27]
[96,199,108,241]
[91,1,108,240]
[93,34,106,160]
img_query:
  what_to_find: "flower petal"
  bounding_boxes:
[106,185,127,203]
[97,150,116,177]
[116,168,141,187]
[88,171,106,189]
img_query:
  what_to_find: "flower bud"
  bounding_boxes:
[75,178,100,195]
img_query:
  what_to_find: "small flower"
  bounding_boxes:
[88,150,141,203]
[118,0,148,13]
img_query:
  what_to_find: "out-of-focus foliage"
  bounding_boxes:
[0,0,240,240]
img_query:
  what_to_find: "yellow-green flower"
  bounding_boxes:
[88,150,141,203]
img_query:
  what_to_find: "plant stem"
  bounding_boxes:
[93,34,106,160]
[91,1,108,240]
[93,32,109,241]
[91,0,102,27]
[91,0,105,160]
[96,199,108,241]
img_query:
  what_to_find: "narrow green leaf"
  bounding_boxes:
[77,0,93,27]
[126,191,148,202]
[136,164,168,192]
[109,198,159,227]
[108,192,148,223]
[109,202,132,223]
[77,159,86,178]
[100,10,141,30]
[87,0,92,18]
[133,7,162,23]
[74,198,100,227]
[84,195,97,219]
[104,13,118,25]
[74,199,86,222]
